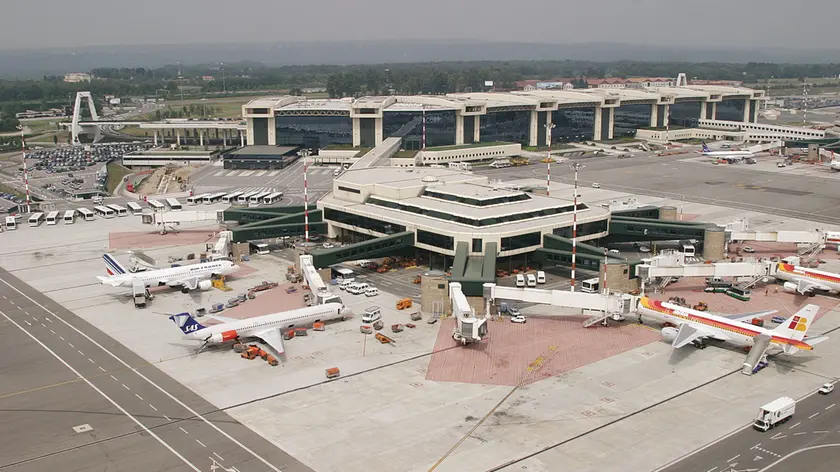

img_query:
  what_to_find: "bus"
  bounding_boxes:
[94,206,115,218]
[77,208,95,221]
[222,191,245,204]
[63,210,76,224]
[237,191,261,204]
[126,202,144,215]
[165,198,182,211]
[147,199,165,212]
[46,211,60,225]
[249,191,272,205]
[581,277,601,293]
[262,191,284,205]
[682,243,696,257]
[203,192,227,204]
[186,194,207,205]
[5,216,17,230]
[725,286,751,302]
[28,212,45,227]
[107,204,128,217]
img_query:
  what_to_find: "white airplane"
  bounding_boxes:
[637,297,828,355]
[775,261,840,295]
[699,142,755,159]
[97,253,239,293]
[170,303,350,354]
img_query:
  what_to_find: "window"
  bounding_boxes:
[472,238,483,253]
[422,189,532,207]
[338,186,361,194]
[417,230,454,250]
[501,232,542,251]
[324,208,405,234]
[437,284,446,289]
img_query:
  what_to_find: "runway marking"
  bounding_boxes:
[196,439,207,448]
[789,422,801,429]
[809,412,820,419]
[757,444,840,472]
[23,320,31,326]
[45,316,51,322]
[41,323,46,327]
[0,275,283,472]
[110,375,118,381]
[88,358,95,364]
[213,452,225,461]
[814,430,829,434]
[77,350,84,356]
[751,444,781,458]
[727,454,740,462]
[59,336,64,340]
[827,404,835,410]
[705,468,717,472]
[0,309,202,472]
[98,365,106,372]
[164,415,171,422]
[149,404,158,411]
[122,383,130,391]
[9,300,14,305]
[771,434,786,440]
[793,432,807,436]
[68,343,74,348]
[49,329,55,334]
[179,426,189,435]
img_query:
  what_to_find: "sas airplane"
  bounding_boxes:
[170,303,350,354]
[97,253,239,293]
[637,297,828,355]
[699,142,755,160]
[775,261,840,296]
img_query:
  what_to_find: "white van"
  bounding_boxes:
[536,271,546,284]
[339,280,355,291]
[516,274,525,287]
[489,159,511,168]
[349,282,369,295]
[361,306,382,323]
[526,274,537,287]
[365,287,379,297]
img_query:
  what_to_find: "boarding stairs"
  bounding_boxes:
[741,333,771,375]
[582,312,611,328]
[798,241,825,265]
[735,275,764,291]
[659,276,675,289]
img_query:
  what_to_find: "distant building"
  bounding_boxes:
[64,72,92,83]
[690,79,744,87]
[202,76,216,81]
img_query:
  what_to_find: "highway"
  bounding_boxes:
[0,266,313,472]
[658,382,840,472]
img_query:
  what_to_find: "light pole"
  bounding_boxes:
[569,162,585,291]
[221,62,226,95]
[545,123,555,196]
[299,149,311,242]
[16,125,31,213]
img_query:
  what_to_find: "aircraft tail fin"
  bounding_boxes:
[701,142,711,152]
[103,253,128,276]
[771,304,819,342]
[169,313,206,334]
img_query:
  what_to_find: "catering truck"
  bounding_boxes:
[753,397,796,431]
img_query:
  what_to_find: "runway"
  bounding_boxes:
[0,266,313,472]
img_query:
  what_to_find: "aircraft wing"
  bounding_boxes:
[254,328,285,355]
[168,276,199,290]
[804,335,830,347]
[715,309,777,323]
[672,323,723,348]
[97,275,125,287]
[796,280,829,294]
[207,315,238,324]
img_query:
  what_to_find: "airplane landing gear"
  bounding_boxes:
[692,340,707,349]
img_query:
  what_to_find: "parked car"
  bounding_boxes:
[743,246,756,253]
[819,383,834,395]
[510,315,527,324]
[591,182,601,188]
[639,246,651,253]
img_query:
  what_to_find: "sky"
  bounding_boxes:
[2,0,838,50]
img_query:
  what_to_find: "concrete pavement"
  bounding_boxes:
[0,266,313,472]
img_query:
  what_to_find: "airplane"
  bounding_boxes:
[637,297,828,356]
[699,142,755,159]
[97,253,239,293]
[169,303,350,354]
[775,261,840,296]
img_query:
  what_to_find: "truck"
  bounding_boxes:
[753,397,796,431]
[132,281,151,308]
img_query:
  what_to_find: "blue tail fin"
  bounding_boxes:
[103,253,127,276]
[169,313,206,333]
[701,142,711,153]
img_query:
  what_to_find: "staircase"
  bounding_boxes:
[799,242,825,265]
[583,312,611,328]
[659,276,675,289]
[735,275,764,291]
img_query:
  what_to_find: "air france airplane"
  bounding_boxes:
[700,142,755,159]
[97,253,239,293]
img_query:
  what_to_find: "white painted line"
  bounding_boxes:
[98,365,106,372]
[231,466,241,472]
[751,443,762,450]
[9,300,15,305]
[815,431,829,434]
[809,412,820,419]
[179,426,189,435]
[59,336,64,340]
[789,422,801,430]
[110,375,118,381]
[68,343,74,348]
[213,452,224,462]
[705,468,718,472]
[758,444,840,471]
[772,434,787,440]
[164,415,171,422]
[88,358,95,364]
[827,404,835,410]
[727,454,740,462]
[45,317,51,322]
[77,350,84,356]
[771,432,784,440]
[0,309,201,472]
[0,276,283,472]
[122,384,130,391]
[196,439,207,448]
[49,329,55,334]
[149,404,157,411]
[793,432,807,436]
[135,393,143,401]
[41,323,46,327]
[23,320,31,326]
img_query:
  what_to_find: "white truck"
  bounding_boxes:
[753,397,796,431]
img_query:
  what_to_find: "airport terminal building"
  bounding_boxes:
[242,84,767,149]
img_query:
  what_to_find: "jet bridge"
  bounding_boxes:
[726,218,824,245]
[636,250,772,279]
[450,282,488,344]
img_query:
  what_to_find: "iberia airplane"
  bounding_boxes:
[775,262,840,295]
[637,297,827,355]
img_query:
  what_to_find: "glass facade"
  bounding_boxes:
[472,238,483,253]
[551,108,595,142]
[715,99,746,122]
[501,232,542,251]
[669,102,702,128]
[323,208,405,235]
[417,230,454,250]
[480,110,531,144]
[383,110,456,149]
[422,189,531,206]
[275,116,352,148]
[613,104,652,138]
[552,219,608,238]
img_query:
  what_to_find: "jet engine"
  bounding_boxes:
[661,326,679,344]
[208,330,239,344]
[783,282,799,294]
[198,279,212,291]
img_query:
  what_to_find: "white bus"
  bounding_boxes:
[682,244,696,257]
[107,204,128,217]
[77,208,95,221]
[249,191,272,204]
[237,191,261,204]
[46,211,60,225]
[222,191,245,204]
[262,191,284,205]
[581,277,600,293]
[186,194,207,205]
[5,216,17,230]
[203,192,227,204]
[63,210,77,224]
[126,202,144,215]
[94,206,115,218]
[165,198,182,211]
[147,199,166,212]
[28,212,45,227]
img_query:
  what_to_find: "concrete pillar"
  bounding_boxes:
[246,118,255,145]
[374,117,383,146]
[473,115,481,143]
[600,261,639,294]
[267,116,276,146]
[153,130,159,146]
[455,114,465,145]
[223,129,227,146]
[352,117,361,147]
[239,130,244,147]
[743,99,750,122]
[650,104,658,127]
[699,101,707,120]
[544,111,553,146]
[663,105,670,128]
[199,130,204,147]
[593,107,603,141]
[420,271,450,316]
[607,107,615,140]
[176,129,181,146]
[528,110,539,147]
[659,206,678,221]
[711,102,717,120]
[703,227,726,261]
